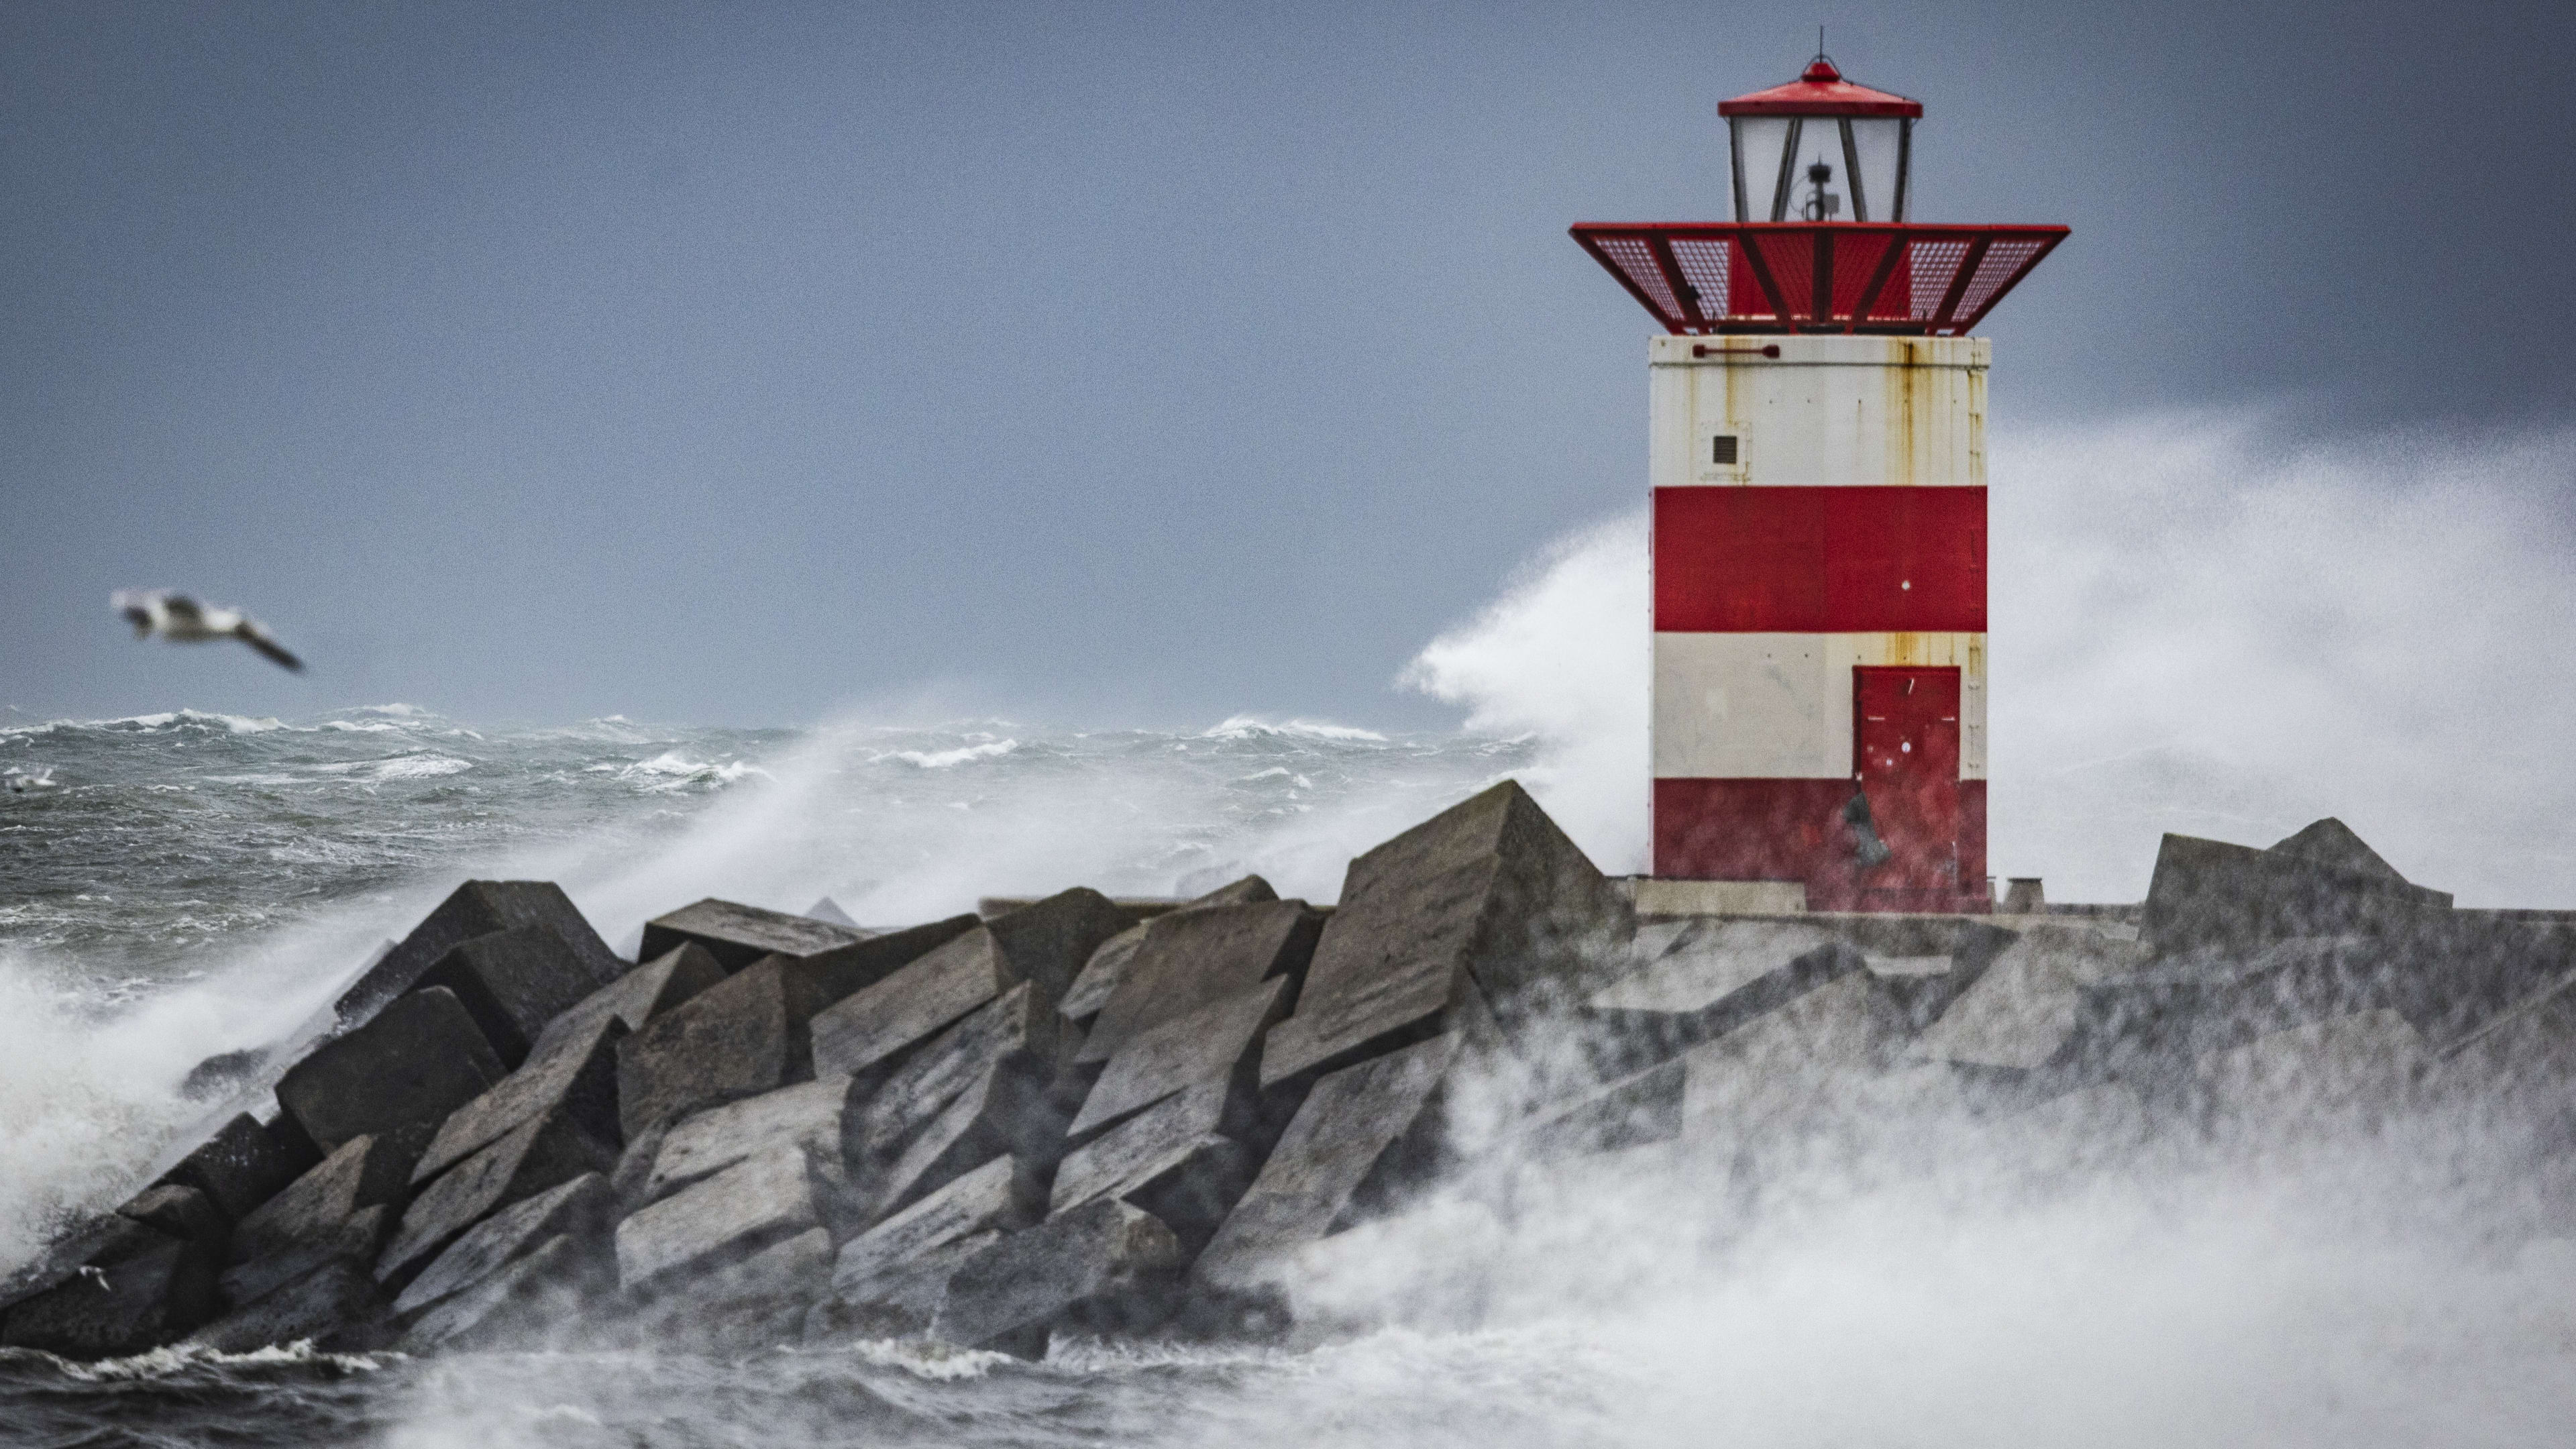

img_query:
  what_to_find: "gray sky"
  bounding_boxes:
[6,1,2572,729]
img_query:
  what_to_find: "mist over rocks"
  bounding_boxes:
[6,786,2576,1370]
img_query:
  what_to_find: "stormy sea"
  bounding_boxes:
[7,417,2576,1446]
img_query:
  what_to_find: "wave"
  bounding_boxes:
[885,739,1020,769]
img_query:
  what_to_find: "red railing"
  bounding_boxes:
[1569,223,2068,336]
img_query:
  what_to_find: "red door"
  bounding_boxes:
[1851,667,1962,909]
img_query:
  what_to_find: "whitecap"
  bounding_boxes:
[1202,714,1389,743]
[888,740,1019,769]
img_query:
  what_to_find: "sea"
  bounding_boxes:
[8,413,2576,1445]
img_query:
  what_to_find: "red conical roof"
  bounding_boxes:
[1718,58,1922,118]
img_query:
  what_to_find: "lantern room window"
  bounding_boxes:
[1721,57,1919,223]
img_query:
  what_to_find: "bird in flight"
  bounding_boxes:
[111,590,305,672]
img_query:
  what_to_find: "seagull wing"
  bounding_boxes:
[234,619,304,672]
[110,590,158,635]
[162,595,205,624]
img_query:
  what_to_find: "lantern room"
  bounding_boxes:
[1723,56,1919,224]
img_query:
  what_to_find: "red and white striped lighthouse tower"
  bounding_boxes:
[1572,54,2065,913]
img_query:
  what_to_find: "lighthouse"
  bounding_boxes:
[1572,54,2065,914]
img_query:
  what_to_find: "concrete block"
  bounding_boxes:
[413,1006,625,1188]
[152,1110,324,1222]
[630,1226,833,1352]
[1509,1059,1686,1163]
[115,1185,227,1253]
[646,1075,859,1203]
[806,896,861,928]
[278,987,509,1155]
[1069,977,1291,1144]
[337,880,621,1028]
[1195,1033,1459,1295]
[1050,1083,1255,1254]
[403,1232,609,1351]
[981,887,1139,1000]
[1680,972,1915,1144]
[934,1198,1183,1354]
[0,1234,219,1359]
[1076,900,1322,1066]
[551,943,724,1040]
[1263,782,1631,1087]
[188,1260,394,1354]
[2192,1008,2434,1128]
[394,1173,612,1319]
[807,928,1020,1087]
[411,926,607,1067]
[232,1125,435,1264]
[839,985,1070,1175]
[638,898,867,972]
[828,1157,1039,1296]
[378,1104,614,1286]
[842,984,1069,1220]
[2141,828,2451,957]
[806,1230,1000,1342]
[1913,923,2149,1074]
[0,1215,176,1319]
[614,918,975,1140]
[1060,924,1147,1026]
[1582,920,1864,1070]
[219,1205,394,1309]
[861,1049,1065,1226]
[614,1142,843,1291]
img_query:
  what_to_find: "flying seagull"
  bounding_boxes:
[111,590,304,672]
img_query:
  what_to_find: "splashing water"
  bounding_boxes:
[5,412,2575,1443]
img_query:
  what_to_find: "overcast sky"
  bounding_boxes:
[5,1,2572,729]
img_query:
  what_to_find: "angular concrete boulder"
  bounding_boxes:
[220,1204,395,1309]
[394,1173,612,1320]
[616,916,976,1140]
[1678,972,1916,1146]
[1069,977,1291,1144]
[935,1198,1184,1355]
[1263,781,1631,1087]
[638,898,868,972]
[645,1075,859,1204]
[1051,1083,1256,1254]
[403,1232,609,1350]
[1911,922,2149,1077]
[1581,920,1866,1073]
[1195,1032,1460,1295]
[152,1110,323,1222]
[614,1142,845,1292]
[628,1226,832,1352]
[807,1230,1000,1341]
[2141,824,2451,957]
[413,1005,626,1187]
[278,987,509,1154]
[1507,1058,1687,1163]
[1059,924,1148,1026]
[555,942,725,1039]
[1076,900,1322,1067]
[808,928,1026,1087]
[115,1184,228,1254]
[378,1104,614,1286]
[233,1124,435,1264]
[0,1233,219,1358]
[189,1260,394,1354]
[411,926,609,1067]
[828,1157,1040,1296]
[2191,1007,2435,1131]
[0,1215,186,1323]
[981,887,1139,1000]
[843,984,1071,1222]
[337,880,621,1028]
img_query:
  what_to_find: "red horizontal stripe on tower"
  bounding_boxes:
[1654,486,1986,633]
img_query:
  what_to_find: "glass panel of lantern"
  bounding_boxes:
[1730,114,1911,223]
